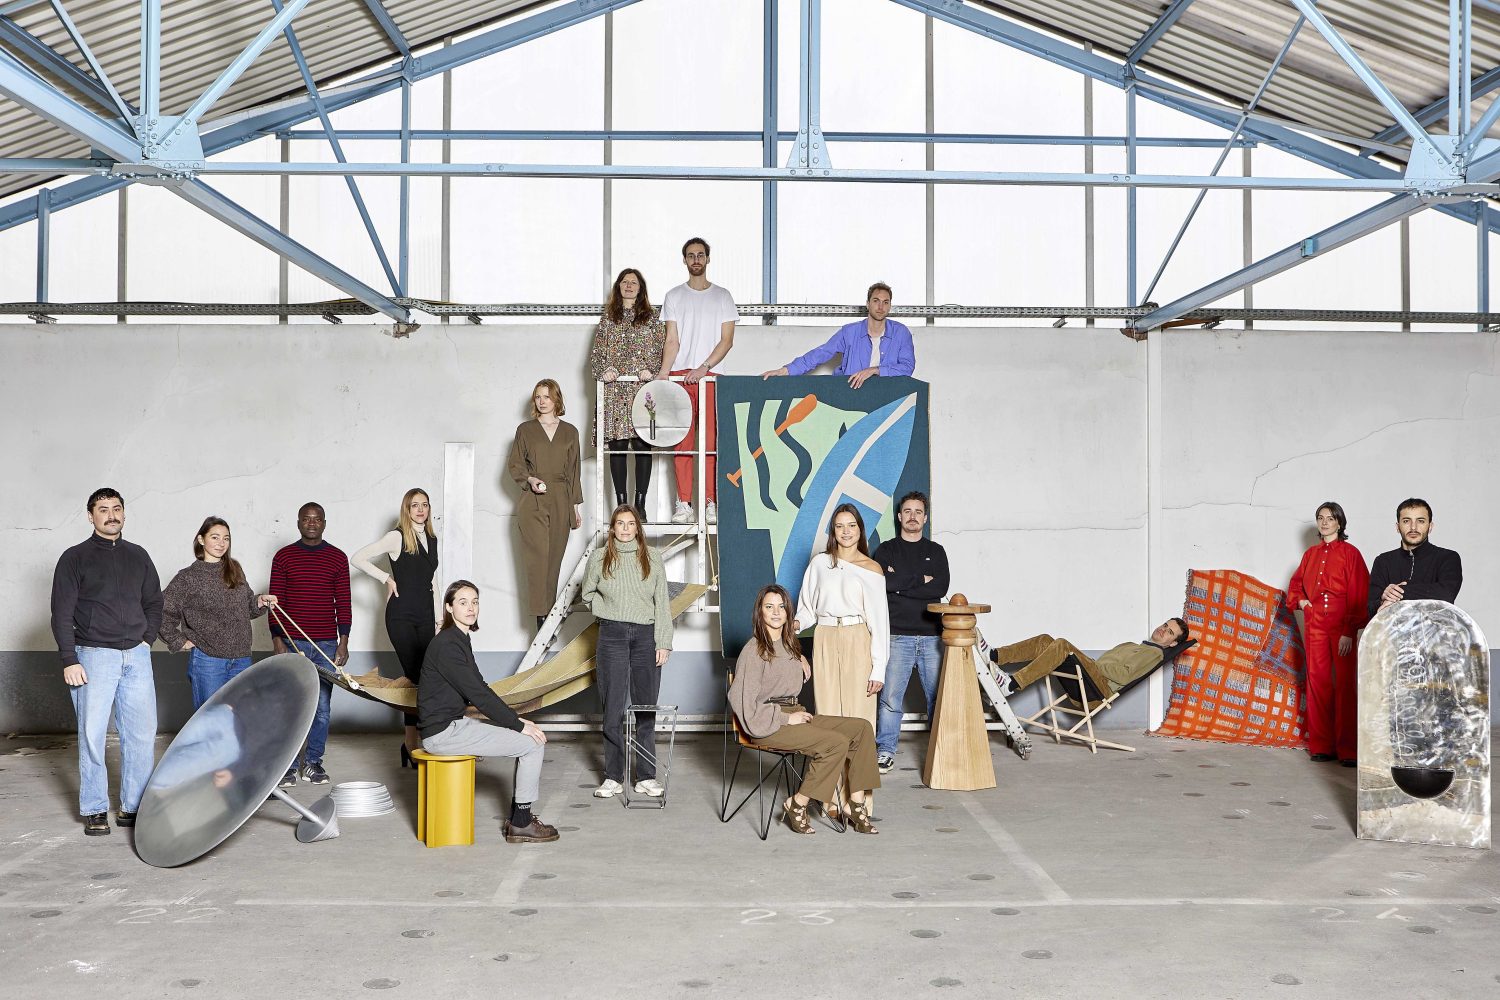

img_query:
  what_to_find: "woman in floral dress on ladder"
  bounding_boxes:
[590,268,667,514]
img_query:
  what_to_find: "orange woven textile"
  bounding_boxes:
[1155,568,1308,747]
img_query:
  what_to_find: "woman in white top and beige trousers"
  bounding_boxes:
[796,504,888,812]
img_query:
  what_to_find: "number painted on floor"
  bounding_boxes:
[739,909,836,926]
[1309,907,1354,922]
[173,907,221,923]
[117,907,167,924]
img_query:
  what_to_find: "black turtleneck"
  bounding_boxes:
[1366,540,1463,619]
[50,533,163,667]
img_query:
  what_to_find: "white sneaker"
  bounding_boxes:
[593,779,623,798]
[670,500,694,524]
[705,500,717,524]
[633,778,665,798]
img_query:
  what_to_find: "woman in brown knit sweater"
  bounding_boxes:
[728,584,880,835]
[159,517,278,708]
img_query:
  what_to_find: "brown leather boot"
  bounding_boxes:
[503,817,560,844]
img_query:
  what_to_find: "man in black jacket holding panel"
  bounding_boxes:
[1367,498,1463,620]
[872,491,950,774]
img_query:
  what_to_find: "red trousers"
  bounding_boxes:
[670,369,716,503]
[1303,616,1357,759]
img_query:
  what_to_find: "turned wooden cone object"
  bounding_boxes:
[921,594,997,792]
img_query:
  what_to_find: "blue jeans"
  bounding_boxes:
[71,643,158,815]
[288,638,337,766]
[186,648,252,709]
[876,634,943,757]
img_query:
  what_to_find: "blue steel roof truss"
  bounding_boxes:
[0,0,1496,329]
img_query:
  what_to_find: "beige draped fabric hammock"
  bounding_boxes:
[314,583,710,715]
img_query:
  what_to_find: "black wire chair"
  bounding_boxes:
[719,673,845,839]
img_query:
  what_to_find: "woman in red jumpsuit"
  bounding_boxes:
[1287,501,1370,767]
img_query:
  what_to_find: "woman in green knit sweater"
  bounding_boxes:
[582,504,673,799]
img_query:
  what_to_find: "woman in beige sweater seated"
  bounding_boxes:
[729,584,880,835]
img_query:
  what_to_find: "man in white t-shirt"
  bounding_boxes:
[658,236,737,524]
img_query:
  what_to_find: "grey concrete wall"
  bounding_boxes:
[2,323,1493,734]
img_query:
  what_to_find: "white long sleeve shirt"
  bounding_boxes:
[795,553,890,682]
[350,529,443,623]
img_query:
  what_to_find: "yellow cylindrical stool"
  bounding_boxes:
[410,749,479,847]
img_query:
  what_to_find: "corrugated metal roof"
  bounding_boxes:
[2,0,1497,205]
[0,0,536,198]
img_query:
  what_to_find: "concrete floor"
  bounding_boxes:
[2,730,1497,1000]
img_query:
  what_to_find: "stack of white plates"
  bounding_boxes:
[331,781,395,818]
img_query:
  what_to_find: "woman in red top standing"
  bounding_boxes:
[1287,501,1370,768]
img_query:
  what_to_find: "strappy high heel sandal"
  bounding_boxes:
[847,797,879,835]
[783,796,815,835]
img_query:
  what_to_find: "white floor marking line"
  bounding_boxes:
[958,797,1071,902]
[491,848,542,905]
[221,896,1500,910]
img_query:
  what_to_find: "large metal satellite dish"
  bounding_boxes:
[134,653,339,868]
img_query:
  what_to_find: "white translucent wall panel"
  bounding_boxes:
[610,142,760,309]
[0,201,36,310]
[36,190,119,322]
[816,0,925,133]
[449,141,603,309]
[776,144,924,309]
[934,145,1087,309]
[1409,209,1480,329]
[614,0,758,130]
[452,16,602,130]
[933,12,1083,136]
[127,136,279,323]
[285,92,407,308]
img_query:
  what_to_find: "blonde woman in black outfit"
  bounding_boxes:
[352,488,442,766]
[419,581,559,844]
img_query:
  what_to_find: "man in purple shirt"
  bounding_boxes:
[762,282,916,388]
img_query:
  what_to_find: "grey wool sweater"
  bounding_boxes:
[580,541,673,650]
[159,559,267,658]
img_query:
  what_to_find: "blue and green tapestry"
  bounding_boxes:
[715,375,931,657]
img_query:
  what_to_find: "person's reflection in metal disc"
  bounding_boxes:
[135,653,319,868]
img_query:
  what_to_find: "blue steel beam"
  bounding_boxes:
[185,161,1485,192]
[169,179,410,322]
[787,0,828,169]
[1287,0,1449,167]
[1132,195,1432,330]
[0,14,125,117]
[415,0,642,79]
[141,0,159,123]
[272,0,401,295]
[360,0,410,58]
[0,45,137,156]
[271,127,1256,147]
[35,185,48,300]
[49,0,134,122]
[0,0,635,236]
[1142,13,1305,303]
[1126,0,1196,66]
[1460,89,1500,155]
[762,0,776,307]
[164,0,313,149]
[1452,0,1473,138]
[890,0,1500,232]
[1369,64,1500,148]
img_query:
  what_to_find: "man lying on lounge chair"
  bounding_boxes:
[986,619,1193,698]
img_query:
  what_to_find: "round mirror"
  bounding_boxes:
[630,378,693,447]
[134,653,319,868]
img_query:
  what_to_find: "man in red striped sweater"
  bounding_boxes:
[269,501,351,786]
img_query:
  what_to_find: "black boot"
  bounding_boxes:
[536,616,547,631]
[634,492,647,517]
[614,491,626,509]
